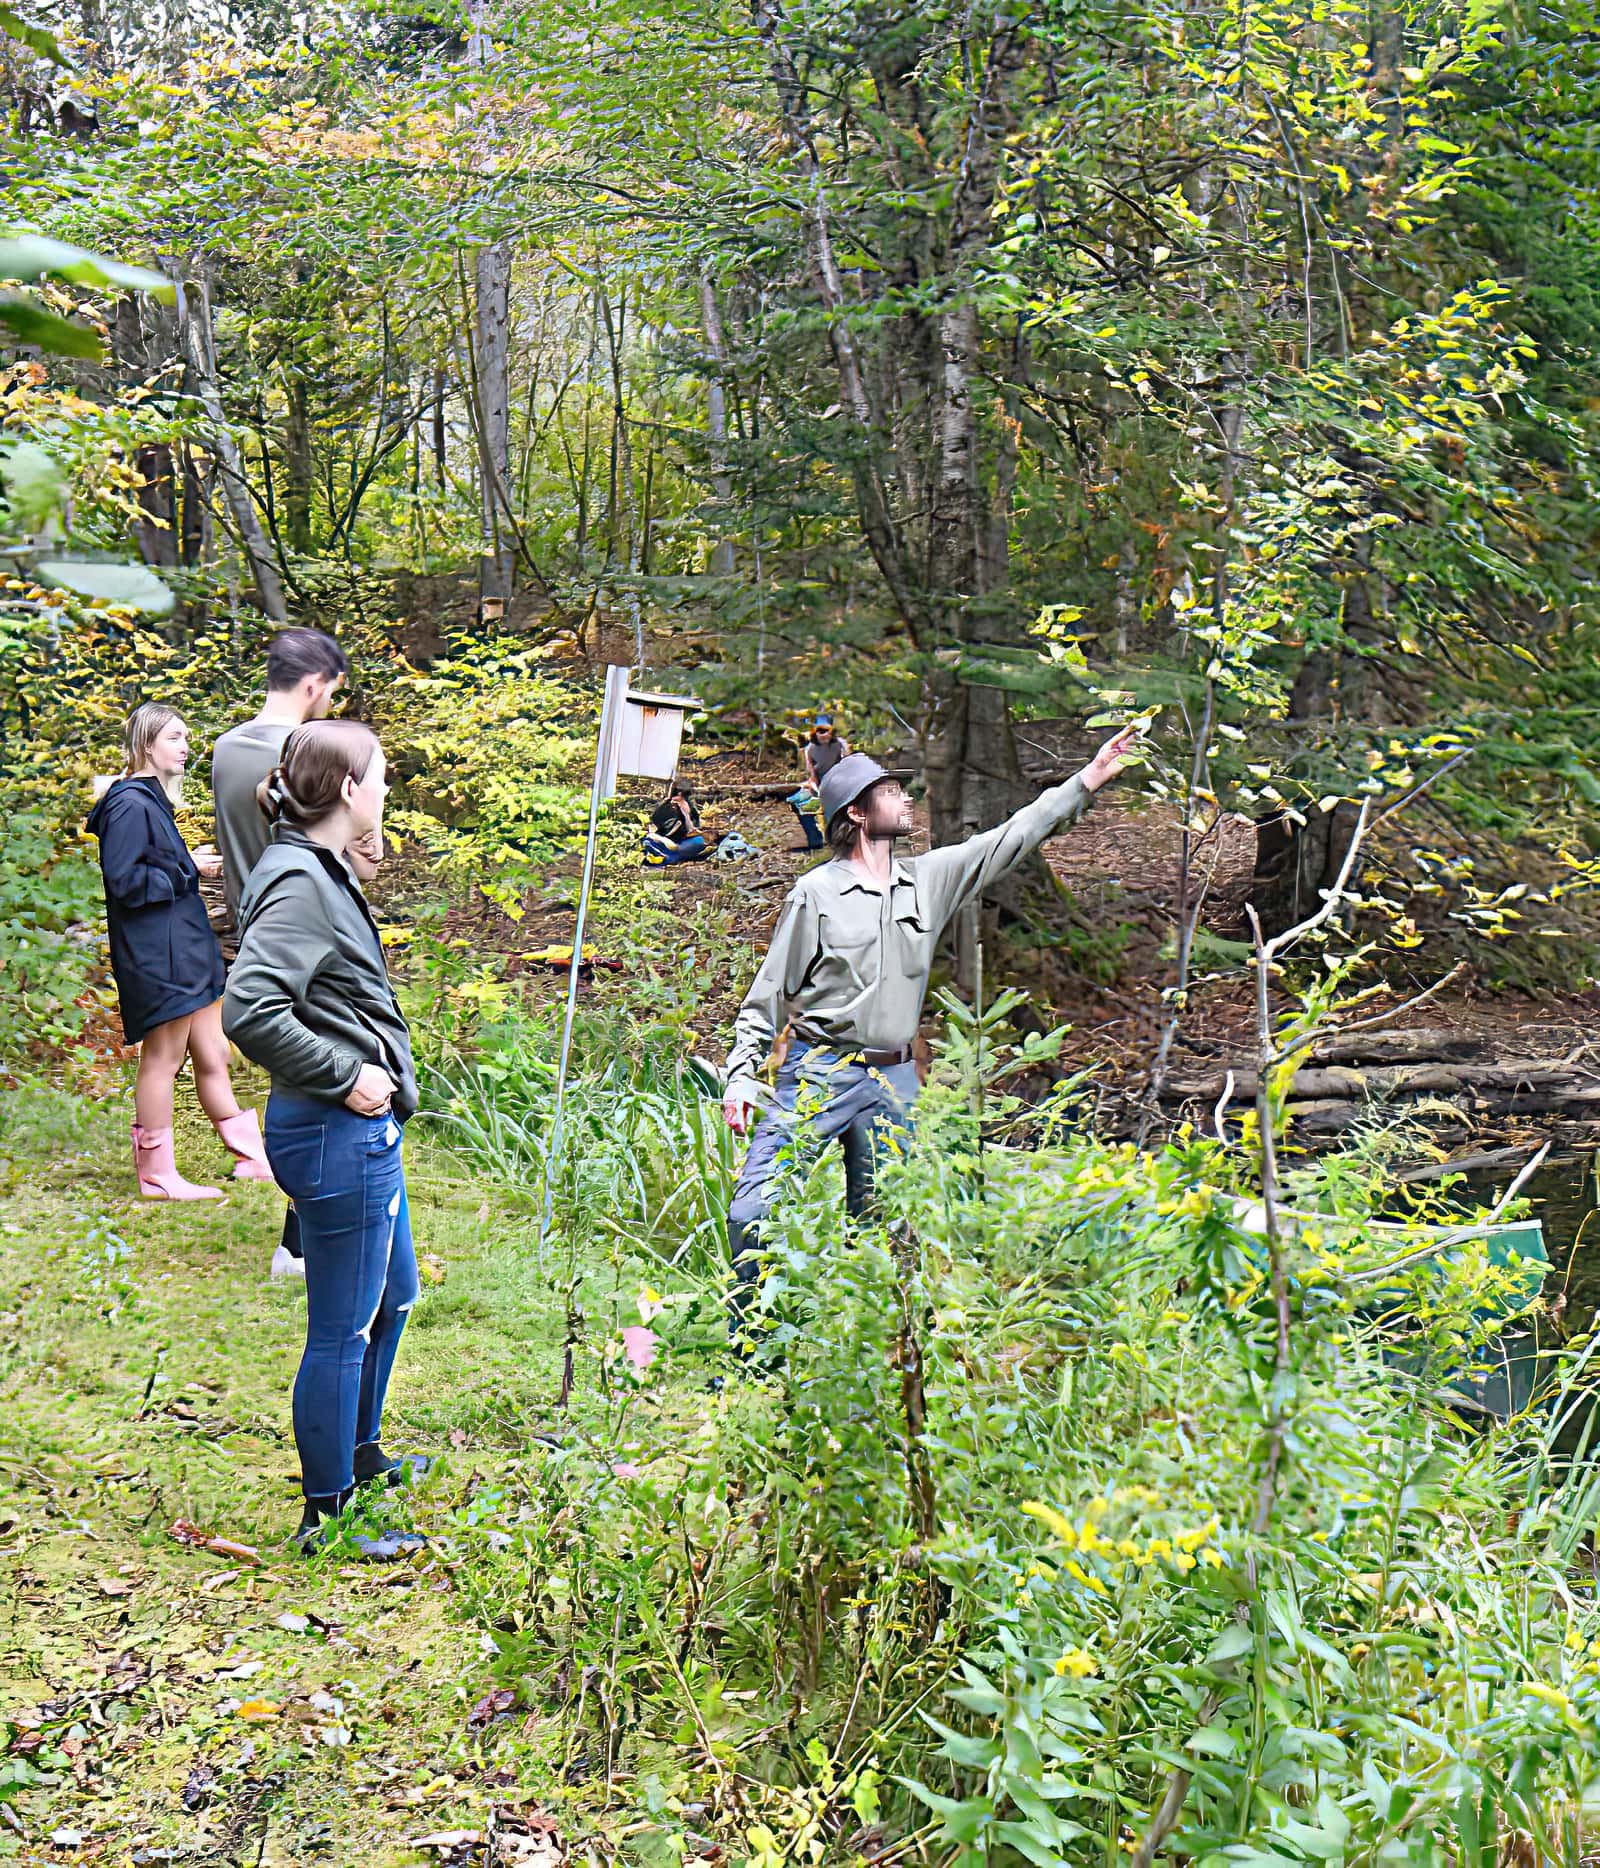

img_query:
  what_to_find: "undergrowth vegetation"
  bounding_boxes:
[399,1001,1600,1866]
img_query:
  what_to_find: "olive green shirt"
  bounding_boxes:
[725,775,1093,1100]
[212,717,294,924]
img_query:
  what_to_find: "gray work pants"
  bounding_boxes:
[727,1046,919,1317]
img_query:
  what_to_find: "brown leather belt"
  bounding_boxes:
[859,1045,913,1068]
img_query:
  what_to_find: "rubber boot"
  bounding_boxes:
[131,1124,224,1202]
[213,1108,274,1183]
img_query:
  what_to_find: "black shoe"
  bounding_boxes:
[352,1442,432,1489]
[294,1490,425,1562]
[295,1519,426,1562]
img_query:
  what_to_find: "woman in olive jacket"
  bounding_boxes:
[223,718,428,1561]
[87,704,273,1199]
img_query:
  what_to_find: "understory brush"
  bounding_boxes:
[426,1007,1600,1865]
[0,812,101,1066]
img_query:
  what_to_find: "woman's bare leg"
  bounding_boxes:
[187,1001,243,1124]
[133,1014,192,1131]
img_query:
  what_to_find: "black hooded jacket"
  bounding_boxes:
[86,777,225,1043]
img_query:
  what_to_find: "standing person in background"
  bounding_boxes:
[87,705,274,1200]
[212,627,350,1278]
[788,715,849,852]
[224,720,428,1561]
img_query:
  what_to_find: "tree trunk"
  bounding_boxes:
[111,297,181,570]
[180,444,204,567]
[699,270,736,576]
[172,273,288,624]
[432,366,448,491]
[1249,559,1379,936]
[134,446,180,568]
[284,362,313,555]
[473,241,514,614]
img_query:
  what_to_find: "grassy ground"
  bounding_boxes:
[0,1077,697,1866]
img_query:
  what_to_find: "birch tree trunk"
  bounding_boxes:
[474,240,514,614]
[754,0,1030,860]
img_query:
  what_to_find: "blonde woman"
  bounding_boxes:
[86,704,273,1199]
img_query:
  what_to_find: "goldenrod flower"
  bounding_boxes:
[1053,1648,1099,1679]
[1021,1500,1078,1550]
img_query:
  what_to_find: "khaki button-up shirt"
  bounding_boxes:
[725,775,1092,1100]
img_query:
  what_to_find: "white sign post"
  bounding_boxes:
[538,666,700,1257]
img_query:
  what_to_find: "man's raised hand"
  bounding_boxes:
[1081,723,1144,793]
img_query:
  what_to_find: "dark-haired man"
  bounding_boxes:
[212,627,349,1280]
[212,628,350,929]
[722,727,1138,1319]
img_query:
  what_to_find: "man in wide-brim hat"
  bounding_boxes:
[722,723,1139,1331]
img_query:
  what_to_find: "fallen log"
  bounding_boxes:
[1163,1061,1600,1103]
[1309,1026,1483,1065]
[1396,1144,1542,1185]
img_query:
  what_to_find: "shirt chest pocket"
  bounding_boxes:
[818,915,881,990]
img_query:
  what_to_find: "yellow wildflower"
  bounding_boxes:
[1065,1559,1109,1596]
[1145,1538,1173,1561]
[1053,1648,1099,1679]
[1021,1501,1077,1550]
[1200,1548,1226,1569]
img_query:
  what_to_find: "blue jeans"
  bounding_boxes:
[265,1093,420,1499]
[789,802,824,850]
[727,1046,919,1315]
[644,832,710,865]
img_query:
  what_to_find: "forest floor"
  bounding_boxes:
[0,1083,716,1866]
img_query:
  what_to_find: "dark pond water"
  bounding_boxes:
[1459,1152,1600,1322]
[1443,1151,1600,1432]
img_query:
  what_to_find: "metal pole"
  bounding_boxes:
[538,666,626,1259]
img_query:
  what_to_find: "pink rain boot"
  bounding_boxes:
[214,1109,275,1183]
[131,1124,224,1202]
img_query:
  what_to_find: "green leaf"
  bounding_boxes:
[0,293,101,358]
[35,559,174,615]
[1206,1624,1254,1665]
[0,441,66,535]
[0,234,173,299]
[0,6,65,63]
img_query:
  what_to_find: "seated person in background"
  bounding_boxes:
[644,783,710,865]
[788,715,849,852]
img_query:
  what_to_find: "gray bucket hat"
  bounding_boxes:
[818,751,890,834]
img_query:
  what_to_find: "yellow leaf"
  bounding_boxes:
[236,1699,281,1721]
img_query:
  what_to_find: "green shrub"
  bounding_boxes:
[0,813,102,1066]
